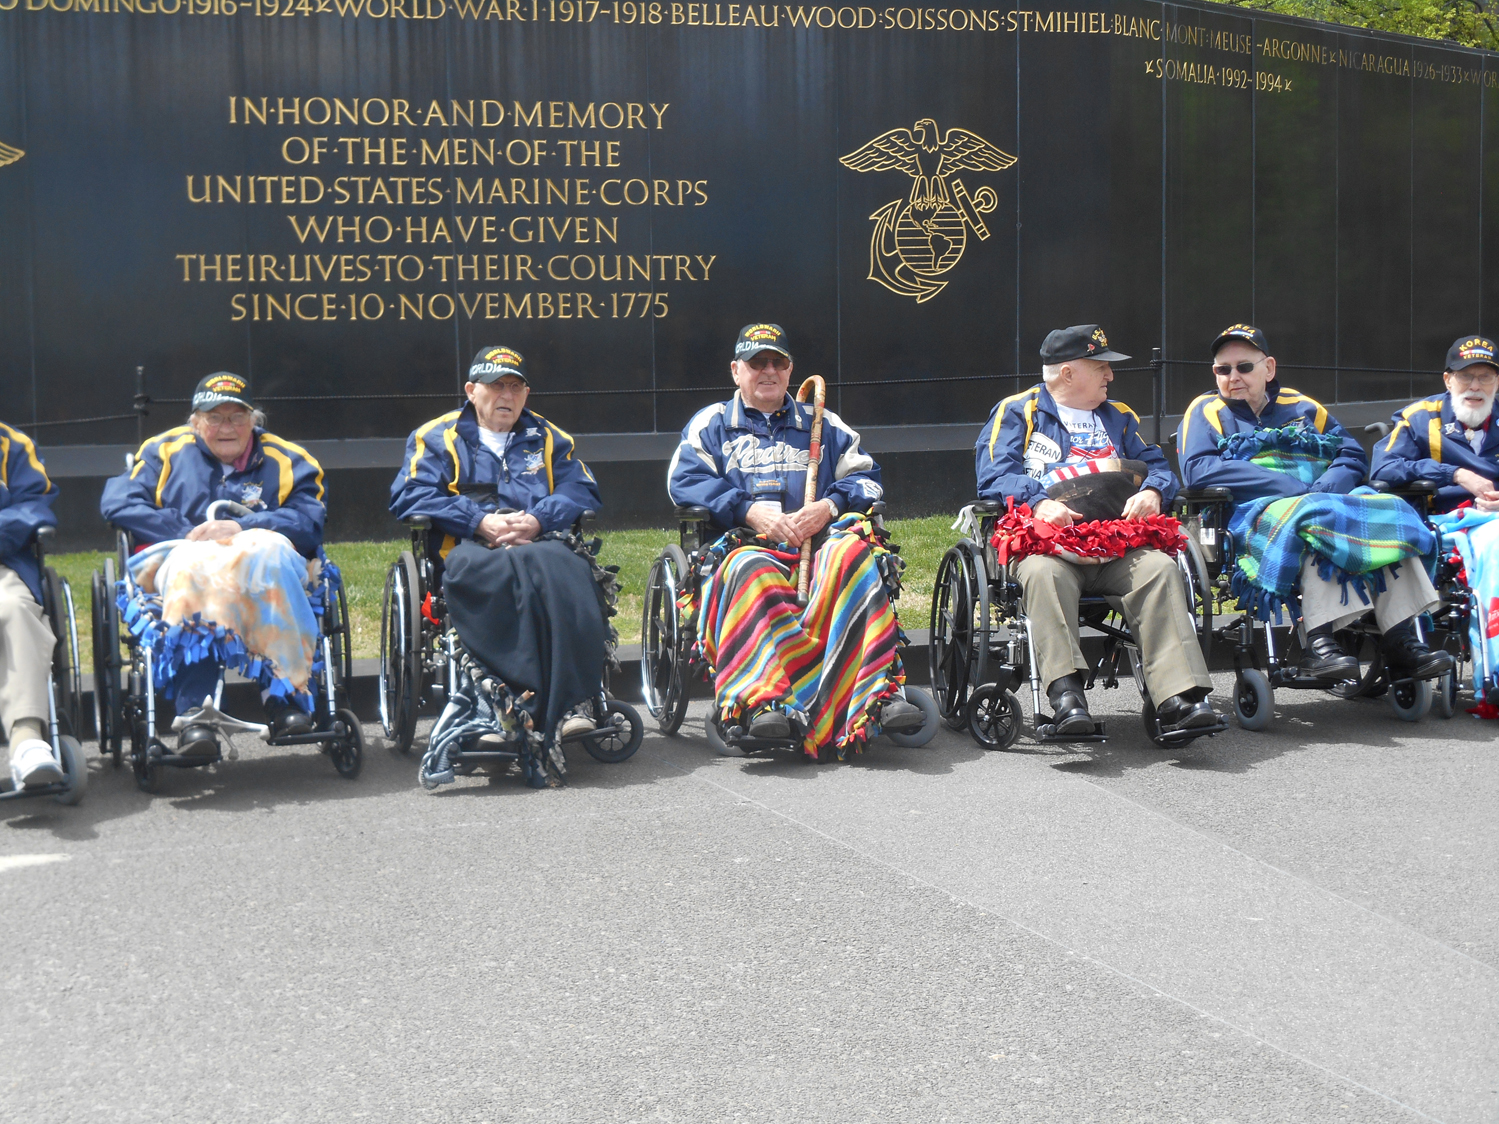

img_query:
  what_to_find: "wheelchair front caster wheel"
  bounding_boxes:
[580,700,644,763]
[704,715,746,757]
[1388,677,1432,722]
[883,686,940,748]
[967,684,1022,750]
[53,736,87,806]
[1433,670,1459,719]
[1233,670,1273,731]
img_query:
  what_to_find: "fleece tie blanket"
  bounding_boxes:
[990,498,1183,566]
[696,515,903,760]
[1430,507,1499,707]
[121,528,324,709]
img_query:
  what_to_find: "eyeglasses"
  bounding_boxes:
[205,411,252,430]
[745,355,790,371]
[1450,369,1499,388]
[1213,360,1262,377]
[486,380,528,396]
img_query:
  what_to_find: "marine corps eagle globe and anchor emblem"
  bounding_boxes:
[840,119,1015,303]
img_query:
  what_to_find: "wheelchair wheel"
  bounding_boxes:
[883,686,940,747]
[327,579,354,709]
[930,542,987,729]
[1388,677,1432,722]
[641,545,692,735]
[326,707,364,779]
[91,560,123,764]
[967,683,1022,750]
[53,735,86,806]
[1433,669,1459,719]
[581,700,645,763]
[1174,533,1214,666]
[1233,669,1273,731]
[704,713,746,757]
[43,569,83,740]
[379,551,423,753]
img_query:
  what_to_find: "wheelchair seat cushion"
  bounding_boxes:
[442,537,607,740]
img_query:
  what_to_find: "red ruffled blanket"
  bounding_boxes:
[990,499,1184,565]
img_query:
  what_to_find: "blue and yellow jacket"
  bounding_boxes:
[974,384,1177,507]
[667,391,883,531]
[1370,391,1499,512]
[0,422,59,604]
[100,427,326,557]
[389,403,601,556]
[1178,380,1367,504]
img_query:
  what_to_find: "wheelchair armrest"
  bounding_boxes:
[1370,478,1436,496]
[402,515,433,530]
[575,509,597,531]
[969,499,1002,515]
[867,501,886,517]
[674,505,712,522]
[1176,487,1234,503]
[33,525,55,549]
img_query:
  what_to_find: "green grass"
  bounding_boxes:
[51,514,960,670]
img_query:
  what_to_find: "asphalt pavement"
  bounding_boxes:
[2,672,1496,1123]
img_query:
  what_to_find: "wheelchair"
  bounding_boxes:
[639,503,941,757]
[91,499,363,792]
[929,500,1222,751]
[0,526,87,807]
[1174,473,1460,728]
[379,511,644,787]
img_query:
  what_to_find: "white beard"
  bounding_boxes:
[1453,392,1495,429]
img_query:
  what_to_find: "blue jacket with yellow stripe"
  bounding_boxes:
[1178,380,1367,504]
[100,427,326,557]
[389,403,600,555]
[974,384,1178,507]
[0,422,59,604]
[1370,392,1499,512]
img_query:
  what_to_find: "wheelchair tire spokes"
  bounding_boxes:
[324,707,365,778]
[573,700,644,763]
[930,543,984,728]
[966,684,1021,750]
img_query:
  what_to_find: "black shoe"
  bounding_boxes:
[1382,623,1455,680]
[879,699,925,733]
[1046,675,1093,735]
[265,696,314,738]
[1154,693,1220,731]
[747,707,791,740]
[1298,626,1360,681]
[177,723,220,759]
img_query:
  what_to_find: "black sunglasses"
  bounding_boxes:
[1213,360,1261,376]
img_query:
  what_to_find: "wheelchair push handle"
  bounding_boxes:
[206,499,255,522]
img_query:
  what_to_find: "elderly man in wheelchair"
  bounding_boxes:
[387,345,641,790]
[1370,334,1499,709]
[0,421,85,804]
[96,372,360,788]
[651,322,936,761]
[969,324,1220,744]
[1179,324,1453,726]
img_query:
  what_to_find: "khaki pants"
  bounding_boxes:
[0,564,55,759]
[1016,548,1213,703]
[1297,555,1440,634]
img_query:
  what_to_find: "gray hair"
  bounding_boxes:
[1041,363,1064,385]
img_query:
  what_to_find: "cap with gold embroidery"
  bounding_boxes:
[1211,324,1269,356]
[1039,324,1130,364]
[733,322,792,363]
[192,372,253,412]
[468,345,527,384]
[1445,335,1498,373]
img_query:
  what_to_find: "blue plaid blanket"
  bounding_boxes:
[1218,422,1344,488]
[1229,487,1435,622]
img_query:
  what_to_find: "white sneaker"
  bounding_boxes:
[10,739,63,790]
[558,712,595,740]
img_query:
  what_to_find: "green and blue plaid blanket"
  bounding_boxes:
[1218,422,1344,487]
[1222,426,1434,620]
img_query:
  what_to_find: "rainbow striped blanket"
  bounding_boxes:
[695,514,904,759]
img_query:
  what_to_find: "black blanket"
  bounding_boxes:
[442,538,607,741]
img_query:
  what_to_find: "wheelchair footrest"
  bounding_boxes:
[453,749,520,761]
[1270,671,1359,691]
[1152,717,1228,747]
[0,782,67,801]
[1034,720,1107,744]
[155,752,220,768]
[268,725,351,747]
[726,734,802,753]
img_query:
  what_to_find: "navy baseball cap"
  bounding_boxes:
[1446,335,1499,372]
[1211,324,1270,356]
[468,346,527,384]
[734,323,792,363]
[1040,325,1130,364]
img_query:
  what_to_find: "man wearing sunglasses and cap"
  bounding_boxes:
[391,345,606,746]
[1180,325,1451,683]
[977,324,1217,736]
[667,322,924,757]
[1372,335,1499,514]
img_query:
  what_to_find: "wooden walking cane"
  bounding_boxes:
[795,375,827,606]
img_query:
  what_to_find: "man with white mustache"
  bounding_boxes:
[1373,335,1499,514]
